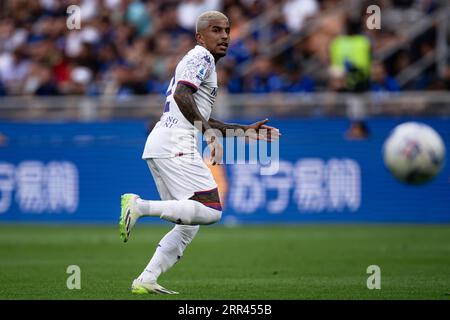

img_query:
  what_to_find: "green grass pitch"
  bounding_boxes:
[0,224,449,299]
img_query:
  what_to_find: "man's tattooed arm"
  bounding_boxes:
[174,83,279,142]
[173,83,246,137]
[173,82,224,165]
[173,83,214,136]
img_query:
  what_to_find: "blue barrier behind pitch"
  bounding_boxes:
[0,118,449,223]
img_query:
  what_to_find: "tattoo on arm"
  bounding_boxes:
[173,83,212,133]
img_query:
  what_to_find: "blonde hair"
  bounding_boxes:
[195,11,229,33]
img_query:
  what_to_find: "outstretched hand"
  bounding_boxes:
[245,118,281,142]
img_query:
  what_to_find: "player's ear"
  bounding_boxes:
[195,32,204,46]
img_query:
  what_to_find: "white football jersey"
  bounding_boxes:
[142,45,218,159]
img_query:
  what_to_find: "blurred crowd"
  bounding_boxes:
[0,0,448,97]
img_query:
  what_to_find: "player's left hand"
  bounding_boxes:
[245,118,281,142]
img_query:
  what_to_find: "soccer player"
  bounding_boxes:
[119,11,280,294]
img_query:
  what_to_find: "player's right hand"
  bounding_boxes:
[245,118,281,142]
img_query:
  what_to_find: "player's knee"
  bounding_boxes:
[193,200,222,224]
[207,207,222,224]
[189,189,222,223]
[213,208,222,222]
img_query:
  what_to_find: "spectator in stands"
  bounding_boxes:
[0,132,8,146]
[126,0,154,36]
[147,55,178,94]
[223,65,245,93]
[345,120,370,140]
[227,5,249,40]
[282,0,319,33]
[53,55,75,94]
[0,47,30,95]
[74,42,101,75]
[246,56,283,93]
[327,65,347,92]
[330,17,371,92]
[0,0,445,97]
[244,0,271,18]
[158,2,191,43]
[282,63,315,93]
[390,49,411,77]
[223,37,255,67]
[106,63,147,97]
[96,43,123,75]
[68,64,95,95]
[325,65,350,113]
[370,61,400,92]
[23,61,59,95]
[177,0,221,30]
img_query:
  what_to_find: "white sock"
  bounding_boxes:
[138,225,199,283]
[135,198,221,225]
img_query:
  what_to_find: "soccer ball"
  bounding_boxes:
[383,122,446,184]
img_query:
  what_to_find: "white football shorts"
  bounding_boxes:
[145,153,218,201]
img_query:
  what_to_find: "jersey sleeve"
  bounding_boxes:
[176,50,214,91]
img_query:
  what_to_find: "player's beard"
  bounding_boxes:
[215,48,227,58]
